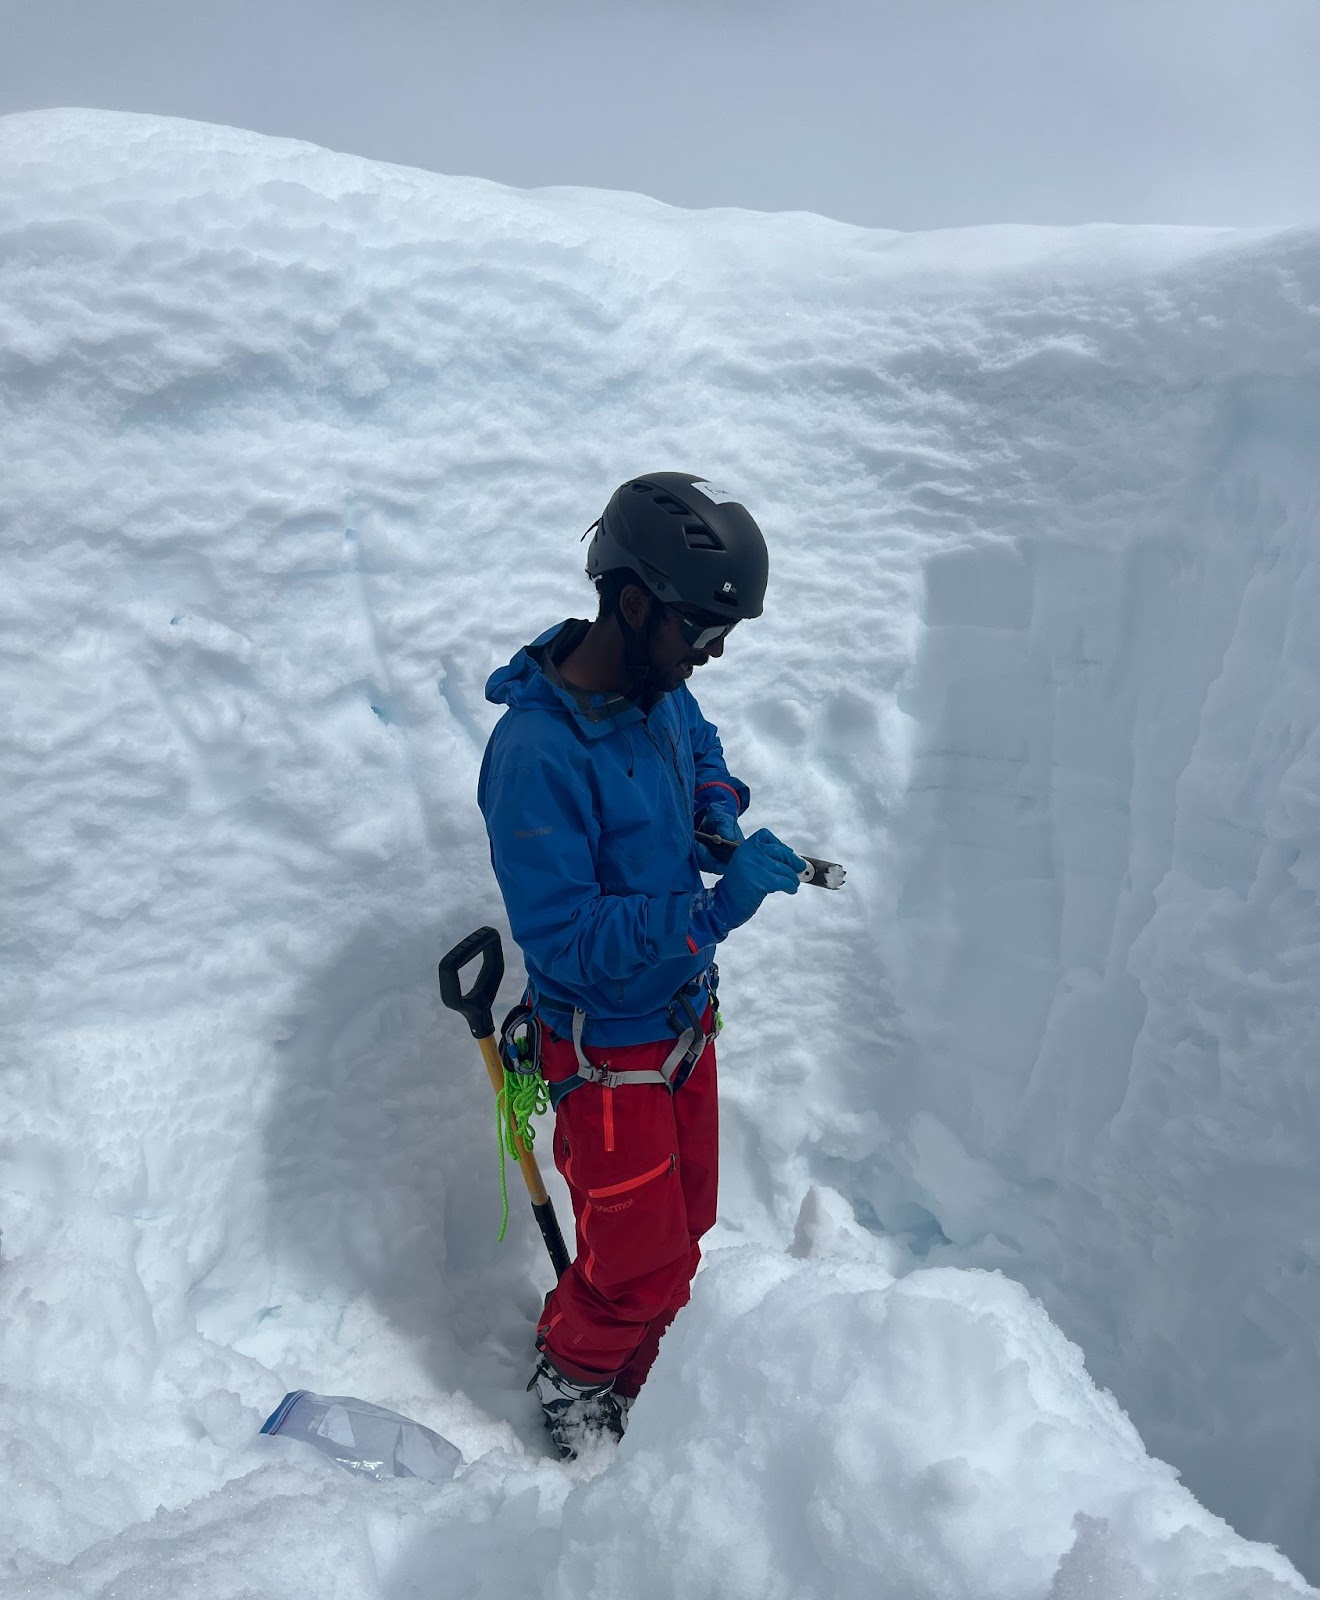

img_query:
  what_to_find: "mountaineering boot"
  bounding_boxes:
[528,1355,630,1460]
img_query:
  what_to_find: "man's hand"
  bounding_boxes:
[694,808,745,875]
[711,828,808,933]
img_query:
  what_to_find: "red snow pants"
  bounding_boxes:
[535,1010,718,1399]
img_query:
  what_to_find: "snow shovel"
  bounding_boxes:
[438,926,571,1281]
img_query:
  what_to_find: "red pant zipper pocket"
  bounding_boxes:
[586,1154,675,1200]
[577,1154,677,1286]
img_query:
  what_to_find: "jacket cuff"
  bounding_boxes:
[687,887,731,948]
[651,886,728,955]
[694,778,748,816]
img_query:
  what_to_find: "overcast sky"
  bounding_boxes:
[3,0,1320,230]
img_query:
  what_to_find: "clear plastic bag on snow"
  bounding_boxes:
[259,1389,462,1483]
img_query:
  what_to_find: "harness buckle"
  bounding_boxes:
[575,1060,616,1090]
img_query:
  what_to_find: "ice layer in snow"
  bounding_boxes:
[2,107,1318,1596]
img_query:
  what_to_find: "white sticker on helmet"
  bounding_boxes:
[690,480,741,506]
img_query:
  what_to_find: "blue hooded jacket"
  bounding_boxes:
[478,619,749,1046]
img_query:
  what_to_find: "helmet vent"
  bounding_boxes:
[683,524,724,552]
[652,493,692,516]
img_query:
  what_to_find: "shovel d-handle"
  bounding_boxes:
[438,925,505,1040]
[438,926,571,1281]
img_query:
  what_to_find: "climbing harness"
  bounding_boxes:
[545,966,721,1110]
[480,969,722,1241]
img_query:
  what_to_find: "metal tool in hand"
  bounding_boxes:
[694,831,847,890]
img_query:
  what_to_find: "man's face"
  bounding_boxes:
[646,603,729,695]
[616,582,732,700]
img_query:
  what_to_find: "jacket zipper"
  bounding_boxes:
[645,718,691,818]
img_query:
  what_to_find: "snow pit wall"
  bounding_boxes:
[1,106,1319,1584]
[861,282,1320,1569]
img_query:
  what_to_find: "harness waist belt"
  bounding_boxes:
[544,971,717,1109]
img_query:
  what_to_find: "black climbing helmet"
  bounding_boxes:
[585,473,769,621]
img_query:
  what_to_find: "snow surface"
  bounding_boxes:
[2,107,1319,1597]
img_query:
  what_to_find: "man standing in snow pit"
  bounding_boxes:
[478,472,806,1460]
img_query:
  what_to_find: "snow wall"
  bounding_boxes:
[2,109,1318,1596]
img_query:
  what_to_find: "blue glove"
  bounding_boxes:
[711,828,807,934]
[694,808,745,875]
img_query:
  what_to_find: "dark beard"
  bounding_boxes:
[620,606,670,711]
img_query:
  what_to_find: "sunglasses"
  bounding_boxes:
[671,607,737,652]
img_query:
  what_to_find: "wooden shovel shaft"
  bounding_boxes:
[478,1032,551,1206]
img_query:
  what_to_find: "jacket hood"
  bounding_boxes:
[484,619,642,738]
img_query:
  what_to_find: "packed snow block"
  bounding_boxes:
[9,1464,386,1600]
[553,1247,1311,1600]
[921,542,1034,631]
[260,1390,461,1484]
